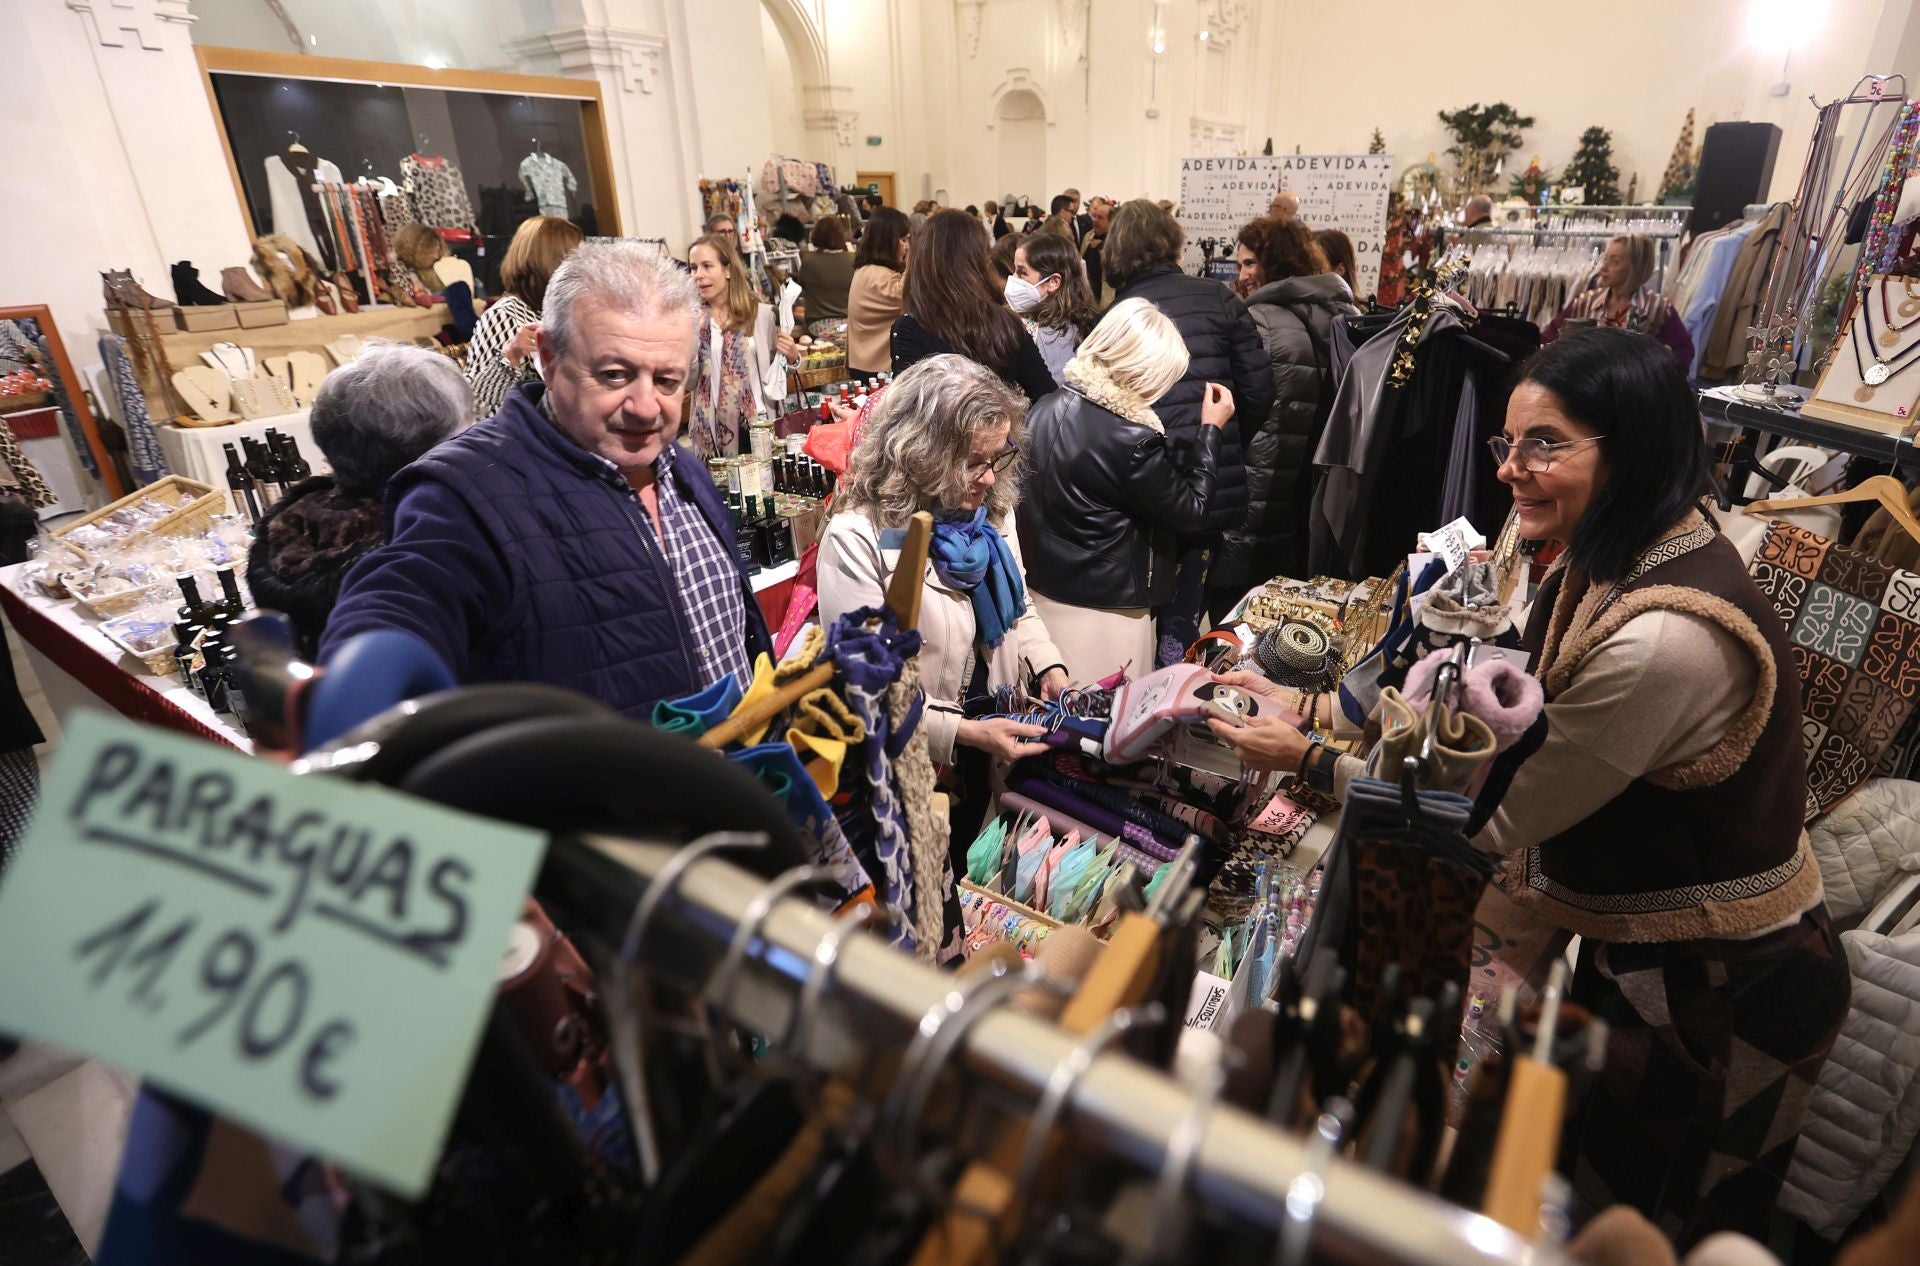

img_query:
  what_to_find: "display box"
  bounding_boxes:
[176,304,240,333]
[233,300,289,328]
[105,307,178,338]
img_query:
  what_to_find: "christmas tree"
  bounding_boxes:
[1659,109,1697,203]
[1563,126,1622,206]
[1369,127,1386,155]
[1436,102,1534,195]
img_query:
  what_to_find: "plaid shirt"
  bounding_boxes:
[647,444,752,687]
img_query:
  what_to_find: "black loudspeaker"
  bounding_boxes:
[1687,122,1782,236]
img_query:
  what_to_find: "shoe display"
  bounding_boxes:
[332,272,361,314]
[170,262,227,306]
[220,266,276,303]
[100,268,175,311]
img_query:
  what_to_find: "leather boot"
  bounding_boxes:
[170,262,226,306]
[220,266,275,303]
[101,269,175,311]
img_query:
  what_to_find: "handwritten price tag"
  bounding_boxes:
[0,712,545,1197]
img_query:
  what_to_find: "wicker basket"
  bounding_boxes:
[73,581,171,622]
[53,475,224,566]
[792,365,849,390]
[99,623,180,677]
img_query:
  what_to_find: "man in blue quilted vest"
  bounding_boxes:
[321,240,770,716]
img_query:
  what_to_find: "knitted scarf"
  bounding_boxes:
[927,507,1025,651]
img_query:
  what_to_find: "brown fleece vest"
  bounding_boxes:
[1509,522,1821,942]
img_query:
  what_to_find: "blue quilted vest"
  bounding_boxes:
[397,383,769,717]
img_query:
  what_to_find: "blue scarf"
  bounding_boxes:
[885,508,1025,650]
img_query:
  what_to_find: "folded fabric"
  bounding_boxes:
[729,741,872,900]
[966,817,1009,885]
[786,686,863,797]
[724,654,781,746]
[787,729,849,799]
[1366,687,1496,795]
[1048,834,1097,921]
[1033,830,1078,912]
[1012,815,1054,905]
[1340,558,1447,726]
[775,624,826,682]
[652,674,745,736]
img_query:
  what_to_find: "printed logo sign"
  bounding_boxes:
[0,712,546,1197]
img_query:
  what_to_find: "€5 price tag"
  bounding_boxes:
[0,712,546,1197]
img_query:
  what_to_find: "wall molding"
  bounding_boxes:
[986,67,1052,128]
[67,0,194,51]
[1189,115,1245,154]
[502,25,665,95]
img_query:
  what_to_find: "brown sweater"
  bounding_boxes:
[846,263,905,374]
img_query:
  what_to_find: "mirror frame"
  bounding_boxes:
[0,305,123,501]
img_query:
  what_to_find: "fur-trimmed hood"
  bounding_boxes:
[1061,356,1165,433]
[244,476,386,660]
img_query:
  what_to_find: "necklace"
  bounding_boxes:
[1853,294,1920,400]
[1882,275,1920,344]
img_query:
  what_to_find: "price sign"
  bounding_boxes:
[0,712,545,1197]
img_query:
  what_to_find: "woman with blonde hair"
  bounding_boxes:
[466,215,583,417]
[1015,298,1235,680]
[687,231,798,457]
[819,354,1068,773]
[1545,233,1693,366]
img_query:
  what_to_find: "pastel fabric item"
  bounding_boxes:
[652,674,744,736]
[1748,520,1920,819]
[966,816,1009,885]
[1012,816,1054,905]
[1401,655,1544,754]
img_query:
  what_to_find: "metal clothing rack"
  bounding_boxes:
[555,832,1579,1266]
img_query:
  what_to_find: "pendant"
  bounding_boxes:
[1858,384,1878,403]
[1884,329,1907,349]
[1866,360,1893,386]
[1900,298,1920,320]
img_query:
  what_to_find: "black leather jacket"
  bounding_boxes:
[1015,386,1223,609]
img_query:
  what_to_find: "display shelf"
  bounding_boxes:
[1699,388,1920,472]
[151,304,458,364]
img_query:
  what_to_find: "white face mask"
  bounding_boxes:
[1005,274,1046,313]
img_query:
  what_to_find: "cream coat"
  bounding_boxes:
[816,509,1065,764]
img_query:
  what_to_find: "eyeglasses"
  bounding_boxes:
[966,443,1020,479]
[1486,434,1606,474]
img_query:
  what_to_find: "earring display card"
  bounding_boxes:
[1805,273,1920,435]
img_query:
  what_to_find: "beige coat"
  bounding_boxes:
[816,509,1066,764]
[846,264,905,373]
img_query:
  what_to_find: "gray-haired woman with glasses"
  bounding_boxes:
[820,354,1069,769]
[1212,328,1844,1247]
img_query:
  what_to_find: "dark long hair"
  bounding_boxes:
[1313,229,1359,296]
[1017,232,1099,335]
[855,207,911,271]
[906,209,1024,378]
[1515,328,1714,583]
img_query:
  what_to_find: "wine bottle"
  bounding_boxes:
[241,437,283,507]
[214,566,246,620]
[173,623,204,699]
[762,506,795,567]
[271,430,312,482]
[176,576,211,629]
[743,496,773,568]
[729,498,760,575]
[223,442,262,524]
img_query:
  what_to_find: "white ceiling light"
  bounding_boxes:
[1199,29,1210,41]
[1746,0,1827,56]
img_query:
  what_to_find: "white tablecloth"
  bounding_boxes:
[0,562,249,751]
[156,410,328,512]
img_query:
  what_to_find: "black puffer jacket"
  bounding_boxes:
[1213,274,1359,592]
[1015,362,1224,610]
[1110,266,1274,534]
[245,476,386,661]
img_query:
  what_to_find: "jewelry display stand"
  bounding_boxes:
[1804,273,1920,436]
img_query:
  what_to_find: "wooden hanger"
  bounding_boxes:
[698,510,929,750]
[908,877,1168,1266]
[1483,962,1568,1234]
[1746,474,1920,547]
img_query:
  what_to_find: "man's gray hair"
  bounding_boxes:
[309,339,471,493]
[542,240,699,358]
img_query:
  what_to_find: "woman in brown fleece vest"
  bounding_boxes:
[1213,330,1849,1249]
